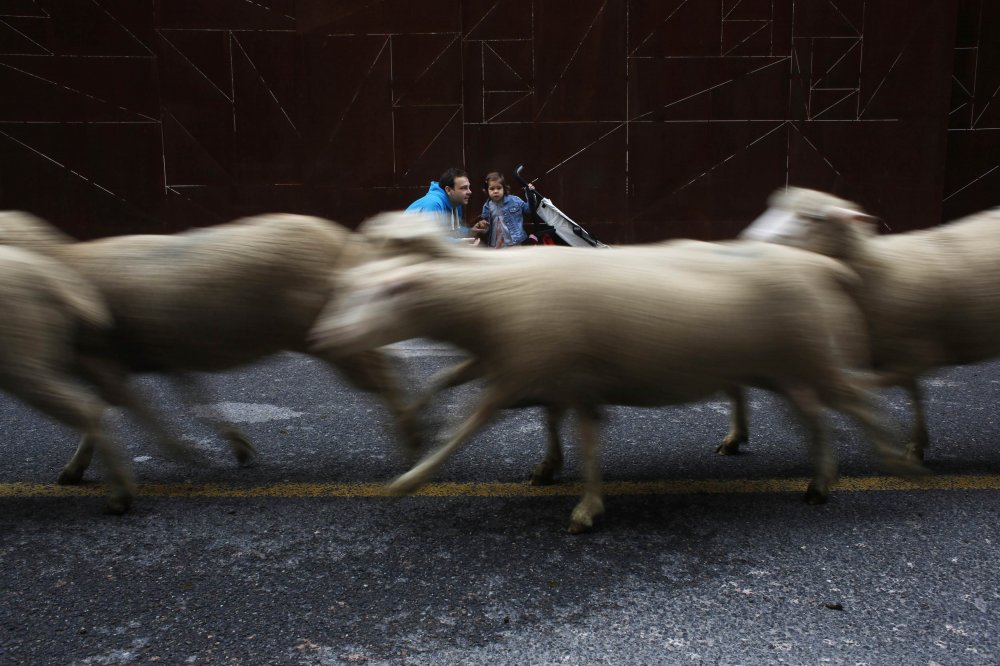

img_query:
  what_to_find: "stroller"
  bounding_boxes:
[513,165,608,248]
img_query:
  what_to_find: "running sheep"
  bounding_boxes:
[0,211,415,512]
[0,245,138,512]
[741,188,1000,461]
[312,214,924,533]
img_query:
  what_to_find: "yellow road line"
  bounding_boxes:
[0,475,998,498]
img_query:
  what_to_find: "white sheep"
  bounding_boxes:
[0,245,140,512]
[741,188,1000,460]
[0,211,415,512]
[313,215,923,532]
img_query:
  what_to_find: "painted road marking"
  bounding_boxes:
[0,475,998,498]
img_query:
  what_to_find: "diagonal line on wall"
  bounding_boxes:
[0,127,127,201]
[161,108,236,183]
[90,0,156,56]
[943,164,998,202]
[972,80,1000,128]
[541,122,625,177]
[629,0,689,57]
[0,3,50,18]
[827,0,861,36]
[723,0,746,21]
[788,121,842,176]
[672,121,786,194]
[464,0,501,38]
[810,89,857,120]
[158,31,233,103]
[811,39,859,89]
[0,61,158,121]
[393,33,461,105]
[631,57,787,123]
[722,20,770,57]
[325,36,389,148]
[483,41,530,90]
[0,17,52,54]
[534,0,607,120]
[231,34,299,135]
[239,0,296,23]
[485,91,532,122]
[402,106,463,176]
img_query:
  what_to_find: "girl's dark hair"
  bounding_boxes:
[483,171,509,194]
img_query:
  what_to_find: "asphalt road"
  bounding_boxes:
[0,341,997,664]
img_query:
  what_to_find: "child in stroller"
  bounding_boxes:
[475,171,530,248]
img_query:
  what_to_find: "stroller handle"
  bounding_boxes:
[513,164,530,187]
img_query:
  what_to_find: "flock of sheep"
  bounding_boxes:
[1,186,997,532]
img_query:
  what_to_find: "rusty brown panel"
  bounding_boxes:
[158,0,296,31]
[42,0,153,56]
[393,105,465,187]
[231,31,302,184]
[295,0,458,35]
[297,33,394,189]
[391,33,463,107]
[629,56,791,122]
[532,0,625,122]
[630,1,721,58]
[628,121,788,241]
[1,0,991,244]
[0,122,164,237]
[0,54,157,122]
[157,31,236,185]
[942,0,1000,221]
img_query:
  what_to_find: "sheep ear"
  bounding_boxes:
[826,206,876,224]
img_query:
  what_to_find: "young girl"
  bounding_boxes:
[478,171,530,248]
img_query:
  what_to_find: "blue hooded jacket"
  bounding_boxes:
[405,181,469,237]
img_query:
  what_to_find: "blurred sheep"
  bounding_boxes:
[312,214,923,533]
[741,188,1000,461]
[0,211,415,512]
[0,245,139,512]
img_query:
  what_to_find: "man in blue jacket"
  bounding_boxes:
[406,167,481,243]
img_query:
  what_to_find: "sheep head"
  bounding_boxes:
[739,187,876,260]
[312,258,429,357]
[0,211,75,253]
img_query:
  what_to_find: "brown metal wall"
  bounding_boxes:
[0,0,994,242]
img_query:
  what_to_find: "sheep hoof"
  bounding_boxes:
[57,467,84,485]
[803,483,829,505]
[567,498,603,533]
[104,492,133,515]
[904,445,925,464]
[230,438,257,466]
[387,471,423,496]
[889,456,931,481]
[529,464,557,486]
[716,432,747,455]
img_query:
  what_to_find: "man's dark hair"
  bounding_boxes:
[438,167,468,190]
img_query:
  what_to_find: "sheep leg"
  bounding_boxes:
[17,373,135,514]
[822,379,928,482]
[321,349,421,455]
[170,374,256,465]
[388,383,513,495]
[901,378,929,462]
[568,405,605,534]
[717,386,749,455]
[77,359,199,467]
[530,405,565,485]
[400,358,485,451]
[782,386,837,504]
